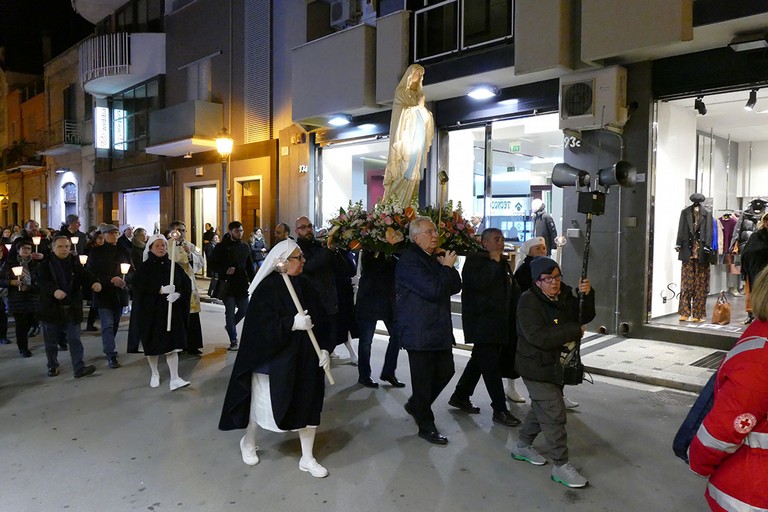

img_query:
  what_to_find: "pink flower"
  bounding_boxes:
[457,223,465,230]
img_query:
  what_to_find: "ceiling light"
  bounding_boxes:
[694,96,707,116]
[745,89,758,111]
[329,114,352,127]
[467,85,499,100]
[729,34,768,52]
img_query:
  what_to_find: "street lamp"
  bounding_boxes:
[215,127,234,231]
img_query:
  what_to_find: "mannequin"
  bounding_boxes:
[675,193,713,322]
[531,199,557,256]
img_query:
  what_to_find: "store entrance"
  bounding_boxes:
[649,89,768,336]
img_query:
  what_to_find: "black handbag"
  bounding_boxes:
[554,344,584,386]
[208,273,229,299]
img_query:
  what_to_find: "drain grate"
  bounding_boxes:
[691,351,726,369]
[649,389,697,407]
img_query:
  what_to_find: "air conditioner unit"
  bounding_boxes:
[360,0,376,26]
[330,0,358,30]
[559,66,627,131]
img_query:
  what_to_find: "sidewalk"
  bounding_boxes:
[197,275,720,393]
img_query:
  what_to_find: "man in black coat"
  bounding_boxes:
[395,216,462,445]
[57,214,87,254]
[86,224,133,369]
[38,236,101,378]
[448,228,521,427]
[511,256,594,489]
[208,221,255,351]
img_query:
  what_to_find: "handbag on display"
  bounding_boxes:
[711,290,731,325]
[208,273,229,299]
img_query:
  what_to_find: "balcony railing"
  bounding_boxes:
[414,0,514,63]
[47,120,82,147]
[80,33,131,83]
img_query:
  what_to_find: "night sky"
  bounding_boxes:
[0,0,94,74]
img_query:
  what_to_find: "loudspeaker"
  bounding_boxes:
[597,161,636,188]
[552,163,590,188]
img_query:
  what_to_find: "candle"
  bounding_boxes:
[167,230,181,331]
[70,236,79,246]
[31,235,41,251]
[79,255,88,265]
[120,262,131,277]
[11,265,23,290]
[4,244,10,252]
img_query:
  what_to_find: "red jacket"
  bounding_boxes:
[689,321,768,511]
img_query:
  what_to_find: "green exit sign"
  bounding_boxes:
[510,143,522,153]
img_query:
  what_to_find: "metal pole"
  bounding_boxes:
[221,159,228,231]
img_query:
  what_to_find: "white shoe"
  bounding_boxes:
[239,436,260,466]
[170,378,190,391]
[299,457,328,478]
[563,396,579,409]
[505,384,526,403]
[150,374,160,388]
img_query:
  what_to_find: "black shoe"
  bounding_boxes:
[19,349,32,358]
[448,397,480,414]
[418,430,449,445]
[358,377,379,388]
[381,375,406,388]
[85,326,98,332]
[107,356,120,369]
[493,410,522,427]
[228,341,239,351]
[404,401,415,418]
[59,343,68,351]
[47,367,60,377]
[74,365,96,378]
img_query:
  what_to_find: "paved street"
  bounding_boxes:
[2,302,708,511]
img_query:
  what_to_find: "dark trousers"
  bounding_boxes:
[453,344,507,413]
[519,379,568,465]
[357,318,400,381]
[406,349,454,432]
[42,321,85,372]
[13,312,36,352]
[86,305,98,328]
[187,312,203,351]
[0,296,7,340]
[223,295,249,342]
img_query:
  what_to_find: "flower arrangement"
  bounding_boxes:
[325,200,481,255]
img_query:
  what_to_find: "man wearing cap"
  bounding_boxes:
[86,224,133,369]
[58,214,87,255]
[511,256,594,489]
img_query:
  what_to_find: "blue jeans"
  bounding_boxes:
[42,321,85,372]
[357,318,401,380]
[223,295,249,342]
[98,308,122,357]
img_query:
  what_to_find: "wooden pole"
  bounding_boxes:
[280,272,335,385]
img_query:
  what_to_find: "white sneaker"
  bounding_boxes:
[511,444,547,466]
[551,462,588,488]
[239,436,260,466]
[150,374,160,388]
[299,457,328,478]
[170,378,190,391]
[564,396,580,409]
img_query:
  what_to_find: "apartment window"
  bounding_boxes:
[462,0,513,49]
[414,0,459,61]
[113,0,164,33]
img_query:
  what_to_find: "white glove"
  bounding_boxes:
[318,349,330,371]
[166,292,181,303]
[160,284,176,294]
[291,311,313,331]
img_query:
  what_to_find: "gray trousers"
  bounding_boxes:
[519,379,568,465]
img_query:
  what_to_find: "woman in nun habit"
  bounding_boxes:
[219,239,334,478]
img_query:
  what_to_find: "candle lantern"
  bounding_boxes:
[31,236,41,252]
[79,255,88,266]
[11,265,23,290]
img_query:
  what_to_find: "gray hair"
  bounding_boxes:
[481,227,503,243]
[65,214,80,225]
[409,216,435,242]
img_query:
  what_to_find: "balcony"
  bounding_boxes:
[39,120,83,156]
[144,100,223,157]
[79,33,166,98]
[1,140,45,172]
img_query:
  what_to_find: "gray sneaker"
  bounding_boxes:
[551,462,588,488]
[511,444,547,466]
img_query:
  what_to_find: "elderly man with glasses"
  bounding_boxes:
[511,256,594,489]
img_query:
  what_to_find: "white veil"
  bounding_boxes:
[514,236,545,272]
[247,239,299,296]
[143,233,168,262]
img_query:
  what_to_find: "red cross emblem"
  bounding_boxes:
[733,413,757,434]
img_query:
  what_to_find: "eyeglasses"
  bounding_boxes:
[540,274,562,284]
[287,254,306,262]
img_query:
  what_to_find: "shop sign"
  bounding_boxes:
[489,197,529,216]
[95,107,110,149]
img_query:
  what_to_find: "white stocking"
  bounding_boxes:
[298,427,316,462]
[243,419,258,449]
[344,335,358,362]
[166,351,180,381]
[147,355,159,377]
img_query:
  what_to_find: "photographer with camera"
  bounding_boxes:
[511,256,594,489]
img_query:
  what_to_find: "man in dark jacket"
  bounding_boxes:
[448,228,521,427]
[57,214,87,254]
[86,224,132,369]
[395,216,462,445]
[38,236,101,378]
[511,256,594,489]
[208,221,255,351]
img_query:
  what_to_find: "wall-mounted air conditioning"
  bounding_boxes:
[559,66,627,131]
[330,0,359,30]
